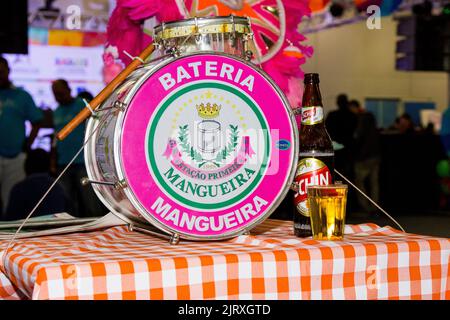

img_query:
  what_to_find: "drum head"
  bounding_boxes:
[118,52,297,240]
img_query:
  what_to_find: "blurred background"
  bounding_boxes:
[0,0,449,237]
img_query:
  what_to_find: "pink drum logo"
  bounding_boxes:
[121,54,295,238]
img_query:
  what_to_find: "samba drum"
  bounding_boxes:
[153,15,253,60]
[84,16,297,241]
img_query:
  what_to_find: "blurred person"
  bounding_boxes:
[5,149,68,220]
[77,90,94,103]
[51,79,105,217]
[396,113,416,134]
[349,100,381,213]
[0,57,51,217]
[440,104,450,157]
[325,93,357,179]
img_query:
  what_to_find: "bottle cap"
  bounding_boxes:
[304,73,320,84]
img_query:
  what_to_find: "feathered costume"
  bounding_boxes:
[103,0,313,109]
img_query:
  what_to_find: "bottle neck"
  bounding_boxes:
[301,83,324,126]
[302,83,323,107]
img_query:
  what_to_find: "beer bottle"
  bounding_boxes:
[293,73,334,237]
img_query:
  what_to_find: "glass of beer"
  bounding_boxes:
[307,184,348,240]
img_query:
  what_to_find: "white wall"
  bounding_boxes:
[302,16,449,114]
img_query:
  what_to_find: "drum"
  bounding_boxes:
[85,51,297,241]
[153,15,253,60]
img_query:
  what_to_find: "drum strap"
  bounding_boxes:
[334,169,406,232]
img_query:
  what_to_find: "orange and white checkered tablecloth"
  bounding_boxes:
[0,220,448,300]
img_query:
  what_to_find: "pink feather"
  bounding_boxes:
[105,0,313,106]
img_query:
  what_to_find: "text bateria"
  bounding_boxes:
[120,53,296,239]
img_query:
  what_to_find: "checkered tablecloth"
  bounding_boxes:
[0,219,448,300]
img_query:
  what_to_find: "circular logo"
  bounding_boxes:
[294,158,332,217]
[120,53,295,238]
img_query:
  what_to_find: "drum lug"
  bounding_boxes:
[94,101,127,115]
[114,179,128,190]
[80,177,127,190]
[168,46,181,57]
[292,107,302,116]
[169,233,180,245]
[245,50,253,61]
[230,14,236,40]
[80,177,116,187]
[113,101,127,112]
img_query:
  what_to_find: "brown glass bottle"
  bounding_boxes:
[293,73,335,237]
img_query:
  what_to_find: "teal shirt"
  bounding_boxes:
[54,97,86,166]
[441,106,450,157]
[0,86,43,157]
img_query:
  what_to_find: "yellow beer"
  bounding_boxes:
[307,184,348,240]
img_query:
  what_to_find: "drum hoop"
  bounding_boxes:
[154,16,250,41]
[108,52,298,241]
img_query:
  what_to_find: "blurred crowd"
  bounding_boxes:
[0,57,106,221]
[326,93,450,214]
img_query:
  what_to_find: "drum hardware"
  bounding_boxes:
[172,30,197,57]
[169,46,182,58]
[127,222,181,245]
[230,15,236,40]
[292,108,302,116]
[194,16,200,38]
[149,48,173,61]
[112,100,127,112]
[91,101,127,115]
[170,233,180,245]
[245,50,254,61]
[80,177,127,190]
[80,177,115,187]
[160,22,170,51]
[127,224,174,242]
[160,30,196,58]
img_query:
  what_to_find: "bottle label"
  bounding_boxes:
[293,158,332,217]
[301,107,323,125]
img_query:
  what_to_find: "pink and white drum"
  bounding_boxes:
[85,52,298,240]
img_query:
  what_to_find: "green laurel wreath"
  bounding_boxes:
[177,124,239,168]
[215,125,239,163]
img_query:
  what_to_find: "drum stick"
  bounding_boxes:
[56,43,155,141]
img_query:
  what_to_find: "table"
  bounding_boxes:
[0,220,448,300]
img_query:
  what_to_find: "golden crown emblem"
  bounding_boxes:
[196,102,221,119]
